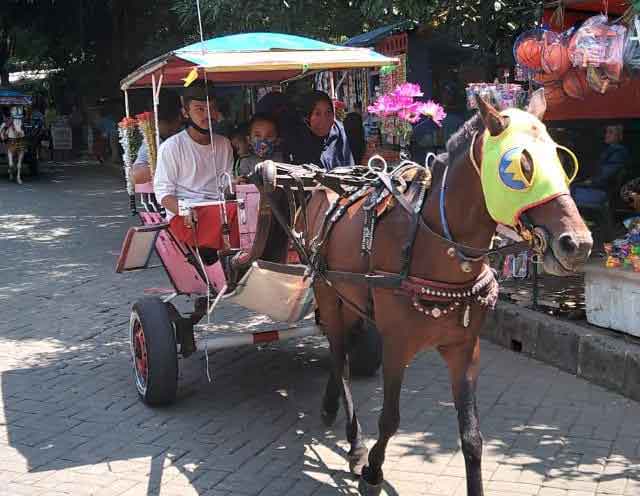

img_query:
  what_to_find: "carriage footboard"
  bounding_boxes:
[115,223,168,273]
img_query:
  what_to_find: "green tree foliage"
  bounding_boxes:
[2,0,541,95]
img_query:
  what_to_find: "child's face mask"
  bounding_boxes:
[251,137,276,159]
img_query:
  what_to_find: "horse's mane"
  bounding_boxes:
[445,113,484,169]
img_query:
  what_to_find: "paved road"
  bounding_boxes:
[1,164,639,496]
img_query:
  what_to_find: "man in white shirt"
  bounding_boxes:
[154,81,239,251]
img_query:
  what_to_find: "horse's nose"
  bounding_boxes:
[558,233,579,257]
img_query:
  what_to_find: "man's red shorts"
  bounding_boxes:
[169,203,240,250]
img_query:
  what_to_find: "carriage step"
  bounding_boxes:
[193,324,321,350]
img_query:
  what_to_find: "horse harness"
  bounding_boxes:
[252,154,537,328]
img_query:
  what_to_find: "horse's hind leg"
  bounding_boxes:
[361,342,411,494]
[7,151,14,181]
[16,151,24,185]
[439,336,484,496]
[318,295,368,475]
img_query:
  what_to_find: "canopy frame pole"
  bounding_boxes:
[151,72,164,152]
[329,72,336,99]
[124,89,130,118]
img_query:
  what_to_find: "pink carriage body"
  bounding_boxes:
[118,183,261,296]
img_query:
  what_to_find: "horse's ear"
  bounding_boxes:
[475,95,507,136]
[527,88,547,120]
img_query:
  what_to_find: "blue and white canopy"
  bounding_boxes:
[121,32,398,90]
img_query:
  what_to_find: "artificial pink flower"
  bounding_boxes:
[368,94,402,116]
[416,100,447,127]
[368,83,446,127]
[391,82,423,98]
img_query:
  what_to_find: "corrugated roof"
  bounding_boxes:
[344,20,417,48]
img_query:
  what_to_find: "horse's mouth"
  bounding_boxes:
[542,242,587,276]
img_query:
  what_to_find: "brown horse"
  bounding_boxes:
[304,91,592,496]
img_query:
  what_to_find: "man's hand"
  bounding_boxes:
[161,195,179,215]
[182,210,195,228]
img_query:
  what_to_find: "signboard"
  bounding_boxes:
[51,123,72,150]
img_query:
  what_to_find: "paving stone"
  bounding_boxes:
[0,163,637,496]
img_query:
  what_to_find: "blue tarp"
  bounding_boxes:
[0,88,32,106]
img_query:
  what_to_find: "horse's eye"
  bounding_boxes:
[557,148,577,181]
[521,150,534,183]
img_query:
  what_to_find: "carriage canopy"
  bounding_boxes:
[120,32,399,90]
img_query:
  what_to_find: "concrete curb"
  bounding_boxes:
[483,301,640,401]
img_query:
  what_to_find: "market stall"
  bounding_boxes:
[515,0,640,334]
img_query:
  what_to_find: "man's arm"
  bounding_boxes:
[132,141,152,184]
[154,142,179,215]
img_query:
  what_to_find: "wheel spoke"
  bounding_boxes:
[133,321,148,386]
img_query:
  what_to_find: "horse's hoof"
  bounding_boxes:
[348,447,368,476]
[321,408,338,427]
[349,457,366,477]
[358,477,383,496]
[17,178,22,185]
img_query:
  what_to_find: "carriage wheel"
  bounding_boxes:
[130,297,178,405]
[349,321,382,378]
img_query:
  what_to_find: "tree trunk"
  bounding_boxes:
[0,69,9,87]
[0,23,15,88]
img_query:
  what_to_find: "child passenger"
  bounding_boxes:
[235,113,283,179]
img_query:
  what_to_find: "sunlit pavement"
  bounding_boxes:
[1,163,639,496]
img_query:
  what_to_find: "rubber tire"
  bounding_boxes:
[349,321,382,378]
[130,297,178,405]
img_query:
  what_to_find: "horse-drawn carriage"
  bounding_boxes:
[116,32,593,496]
[0,88,41,182]
[116,33,399,406]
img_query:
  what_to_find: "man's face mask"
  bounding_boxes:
[480,108,579,227]
[251,137,276,159]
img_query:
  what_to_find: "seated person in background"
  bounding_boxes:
[288,90,354,171]
[621,177,640,211]
[133,89,184,184]
[235,113,283,180]
[154,81,238,254]
[230,123,250,175]
[572,124,630,207]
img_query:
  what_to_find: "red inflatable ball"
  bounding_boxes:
[517,39,543,70]
[542,42,571,78]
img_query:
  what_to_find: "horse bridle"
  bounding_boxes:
[420,130,548,266]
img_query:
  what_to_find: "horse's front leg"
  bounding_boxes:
[440,336,484,496]
[16,151,24,185]
[360,342,409,495]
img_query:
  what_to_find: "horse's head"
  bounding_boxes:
[475,90,592,275]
